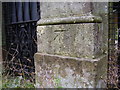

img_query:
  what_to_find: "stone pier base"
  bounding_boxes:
[35,2,108,88]
[35,53,107,88]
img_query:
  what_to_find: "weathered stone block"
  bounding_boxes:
[35,2,108,88]
[40,2,92,19]
[35,53,107,88]
[37,23,103,59]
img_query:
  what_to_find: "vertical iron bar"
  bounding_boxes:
[23,2,30,21]
[11,2,17,23]
[16,2,23,22]
[30,2,39,20]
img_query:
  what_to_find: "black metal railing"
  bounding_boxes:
[2,2,40,81]
[4,21,37,81]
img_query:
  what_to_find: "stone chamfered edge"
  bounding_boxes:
[37,15,102,26]
[35,53,106,62]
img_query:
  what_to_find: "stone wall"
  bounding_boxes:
[35,2,108,88]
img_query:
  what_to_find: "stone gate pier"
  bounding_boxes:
[35,2,108,88]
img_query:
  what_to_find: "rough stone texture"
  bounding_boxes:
[35,2,108,88]
[35,53,107,88]
[92,2,108,54]
[40,2,92,19]
[37,2,108,57]
[37,23,103,59]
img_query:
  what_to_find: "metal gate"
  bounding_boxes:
[3,2,40,80]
